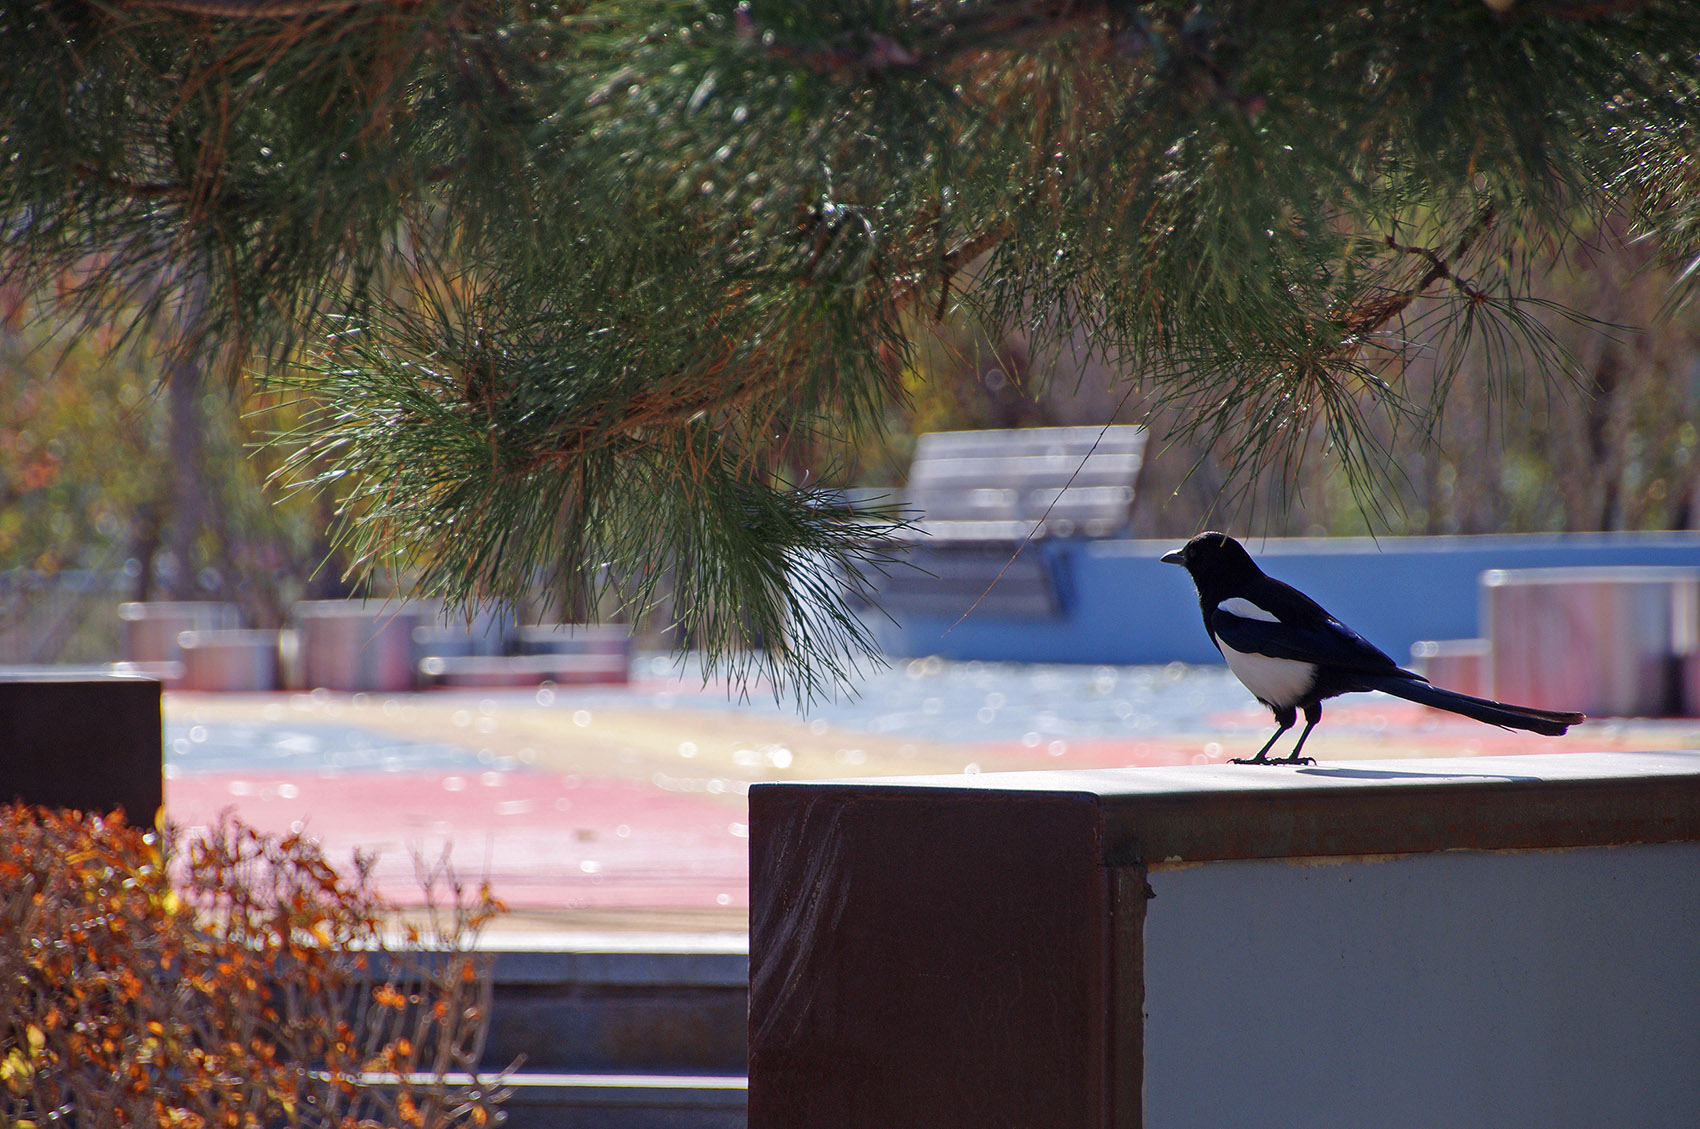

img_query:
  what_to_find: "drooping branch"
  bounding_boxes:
[1341,205,1500,341]
[751,0,1113,78]
[125,0,396,18]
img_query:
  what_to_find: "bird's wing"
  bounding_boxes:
[1209,605,1400,674]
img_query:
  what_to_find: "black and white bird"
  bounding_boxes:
[1162,531,1585,765]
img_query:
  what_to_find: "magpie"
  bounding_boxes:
[1161,531,1585,765]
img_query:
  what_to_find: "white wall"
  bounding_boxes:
[1143,841,1700,1129]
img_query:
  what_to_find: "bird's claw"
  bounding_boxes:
[1229,754,1313,766]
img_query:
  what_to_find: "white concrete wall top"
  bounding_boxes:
[819,750,1699,796]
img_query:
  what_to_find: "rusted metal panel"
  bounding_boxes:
[749,784,1135,1129]
[0,675,163,820]
[1483,567,1700,715]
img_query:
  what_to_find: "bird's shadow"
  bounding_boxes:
[1296,766,1543,783]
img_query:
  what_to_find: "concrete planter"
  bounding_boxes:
[177,629,281,692]
[292,601,422,692]
[116,601,240,687]
[1483,567,1700,717]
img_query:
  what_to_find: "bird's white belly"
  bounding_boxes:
[1219,639,1317,708]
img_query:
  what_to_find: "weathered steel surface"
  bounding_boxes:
[177,628,280,692]
[749,784,1145,1129]
[0,675,163,819]
[293,600,422,692]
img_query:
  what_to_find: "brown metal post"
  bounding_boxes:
[0,676,164,821]
[749,783,1142,1129]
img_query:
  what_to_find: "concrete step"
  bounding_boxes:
[499,1072,746,1129]
[477,935,749,1129]
[372,1071,745,1129]
[479,937,748,1076]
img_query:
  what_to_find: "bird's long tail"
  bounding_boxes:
[1358,672,1585,736]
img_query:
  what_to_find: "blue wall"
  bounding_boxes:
[871,533,1700,666]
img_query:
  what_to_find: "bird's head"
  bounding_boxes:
[1161,531,1262,584]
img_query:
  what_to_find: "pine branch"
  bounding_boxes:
[8,0,1700,697]
[127,0,385,17]
[1343,206,1500,341]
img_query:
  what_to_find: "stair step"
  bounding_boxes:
[499,1073,747,1129]
[479,938,749,1077]
[371,1071,745,1129]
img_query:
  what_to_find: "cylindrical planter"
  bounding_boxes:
[116,601,241,688]
[176,629,281,692]
[293,601,422,692]
[117,599,240,660]
[1409,638,1490,699]
[412,602,514,660]
[512,624,632,683]
[1483,567,1700,718]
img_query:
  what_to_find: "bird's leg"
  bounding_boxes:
[1268,703,1322,766]
[1232,707,1294,764]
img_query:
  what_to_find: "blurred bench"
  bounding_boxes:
[877,426,1146,621]
[419,624,632,687]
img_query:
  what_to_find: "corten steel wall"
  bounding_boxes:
[748,786,1145,1129]
[0,675,163,819]
[748,753,1700,1129]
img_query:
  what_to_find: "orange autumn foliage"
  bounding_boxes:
[0,806,508,1128]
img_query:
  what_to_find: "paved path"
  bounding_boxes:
[163,659,1700,932]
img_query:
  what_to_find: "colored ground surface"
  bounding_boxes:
[163,659,1700,933]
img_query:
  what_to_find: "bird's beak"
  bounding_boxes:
[1160,548,1185,566]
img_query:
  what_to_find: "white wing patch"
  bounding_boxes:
[1219,638,1316,709]
[1218,596,1280,623]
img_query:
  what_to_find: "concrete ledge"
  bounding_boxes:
[772,752,1700,865]
[878,531,1700,665]
[483,947,748,988]
[468,944,749,1078]
[486,1073,746,1129]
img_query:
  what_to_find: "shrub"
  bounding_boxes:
[0,806,508,1128]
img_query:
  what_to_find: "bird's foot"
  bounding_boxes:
[1268,754,1315,766]
[1229,755,1271,765]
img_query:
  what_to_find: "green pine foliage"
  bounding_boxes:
[4,0,1699,697]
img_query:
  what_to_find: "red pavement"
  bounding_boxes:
[167,768,749,914]
[163,693,1690,925]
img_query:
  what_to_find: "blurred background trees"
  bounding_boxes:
[0,286,348,661]
[4,0,1700,688]
[862,209,1700,538]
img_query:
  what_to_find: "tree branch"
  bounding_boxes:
[124,0,395,18]
[72,163,185,201]
[1342,205,1499,340]
[751,0,1114,78]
